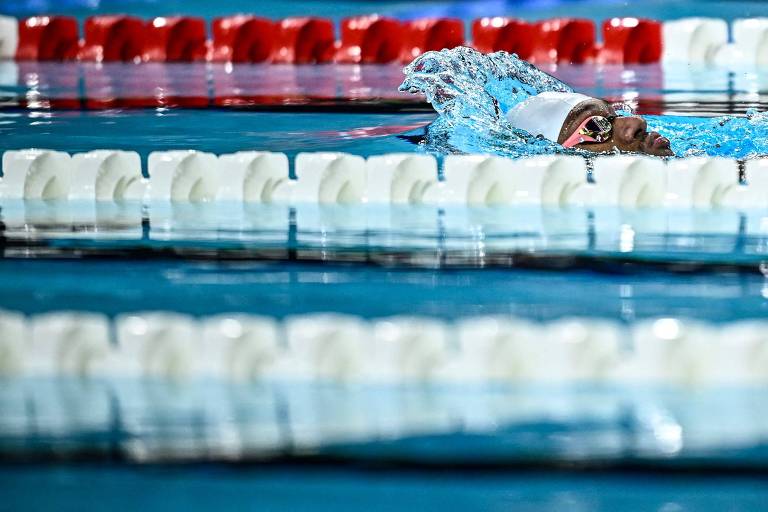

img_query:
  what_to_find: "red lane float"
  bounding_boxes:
[471,17,535,59]
[143,16,207,62]
[272,17,335,64]
[530,18,596,64]
[78,15,145,62]
[601,18,662,64]
[7,13,669,66]
[335,15,404,64]
[16,16,79,61]
[210,15,275,63]
[399,18,465,62]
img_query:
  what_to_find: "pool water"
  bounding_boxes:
[0,109,434,161]
[4,0,768,510]
[1,259,766,321]
[4,0,768,24]
[3,465,767,512]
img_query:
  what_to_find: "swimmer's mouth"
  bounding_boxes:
[647,132,670,150]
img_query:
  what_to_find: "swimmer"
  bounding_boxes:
[400,47,704,158]
[505,91,674,157]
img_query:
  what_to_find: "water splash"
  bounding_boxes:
[651,109,768,159]
[400,47,768,160]
[399,47,574,158]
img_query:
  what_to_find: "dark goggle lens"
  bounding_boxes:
[583,116,612,141]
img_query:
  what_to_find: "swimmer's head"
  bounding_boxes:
[506,92,673,157]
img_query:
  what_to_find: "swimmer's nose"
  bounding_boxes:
[614,116,647,142]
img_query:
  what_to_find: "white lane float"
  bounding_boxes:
[586,155,667,207]
[713,18,768,67]
[663,157,750,235]
[743,157,768,208]
[200,314,281,381]
[0,15,18,60]
[427,154,587,206]
[2,149,768,216]
[0,310,27,376]
[365,153,437,204]
[115,312,201,379]
[70,150,145,201]
[455,316,550,382]
[0,308,767,389]
[628,318,719,386]
[217,151,289,202]
[545,317,623,381]
[28,311,112,377]
[715,321,768,384]
[370,316,450,382]
[662,17,728,65]
[274,152,366,204]
[665,157,748,208]
[514,155,590,206]
[0,149,72,200]
[283,313,370,381]
[146,150,219,202]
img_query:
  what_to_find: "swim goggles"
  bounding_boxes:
[562,115,615,148]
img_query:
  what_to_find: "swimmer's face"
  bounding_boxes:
[558,99,674,157]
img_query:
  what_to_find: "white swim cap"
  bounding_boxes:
[505,91,592,142]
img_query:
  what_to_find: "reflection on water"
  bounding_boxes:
[0,110,435,160]
[3,61,768,114]
[3,201,768,268]
[2,376,768,466]
[0,62,415,109]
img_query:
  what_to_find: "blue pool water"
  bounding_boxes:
[0,110,433,163]
[4,0,768,25]
[1,259,766,322]
[3,465,768,512]
[5,0,768,509]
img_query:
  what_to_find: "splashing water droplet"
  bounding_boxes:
[399,47,575,158]
[400,47,768,160]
